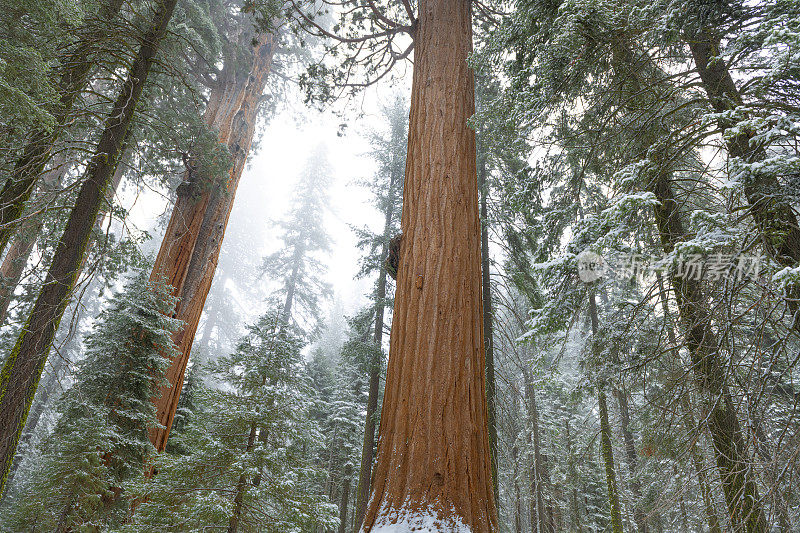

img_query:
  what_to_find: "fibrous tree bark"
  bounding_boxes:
[0,0,125,255]
[360,0,498,527]
[147,31,276,453]
[0,0,179,497]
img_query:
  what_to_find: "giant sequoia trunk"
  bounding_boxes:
[0,0,125,255]
[0,0,178,497]
[147,32,275,453]
[360,0,498,528]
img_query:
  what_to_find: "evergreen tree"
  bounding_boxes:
[0,270,181,530]
[124,303,337,532]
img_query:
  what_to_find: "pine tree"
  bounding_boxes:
[124,303,337,532]
[0,270,181,530]
[262,143,333,327]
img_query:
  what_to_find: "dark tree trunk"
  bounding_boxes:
[687,31,800,268]
[0,0,126,255]
[589,291,624,533]
[612,389,647,533]
[610,41,769,533]
[523,366,554,533]
[339,463,353,533]
[354,149,400,528]
[479,156,499,509]
[0,0,179,497]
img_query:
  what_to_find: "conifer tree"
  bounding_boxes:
[125,303,337,532]
[0,0,180,496]
[0,270,181,530]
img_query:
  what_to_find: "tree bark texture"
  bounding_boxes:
[361,0,498,528]
[148,32,276,453]
[0,0,178,497]
[0,0,125,255]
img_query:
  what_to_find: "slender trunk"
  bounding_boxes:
[228,423,258,533]
[512,441,523,533]
[565,420,584,533]
[611,41,769,532]
[147,32,276,453]
[687,32,800,311]
[674,464,691,532]
[281,243,303,324]
[0,0,178,497]
[0,0,126,254]
[613,389,647,533]
[589,291,625,533]
[361,0,497,527]
[479,156,499,509]
[354,153,400,528]
[523,367,552,533]
[649,173,767,533]
[339,463,353,533]
[657,273,724,533]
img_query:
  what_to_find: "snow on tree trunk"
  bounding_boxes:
[360,0,498,528]
[147,32,276,453]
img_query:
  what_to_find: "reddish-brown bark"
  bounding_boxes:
[147,32,275,453]
[361,0,498,528]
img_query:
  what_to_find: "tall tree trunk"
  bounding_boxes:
[565,420,584,533]
[687,31,800,308]
[0,0,125,254]
[147,32,276,453]
[355,152,400,528]
[611,41,769,533]
[339,463,353,533]
[228,423,258,533]
[657,273,724,533]
[361,0,498,527]
[589,291,625,533]
[649,172,768,533]
[523,367,554,533]
[479,156,499,509]
[612,388,647,533]
[0,0,179,497]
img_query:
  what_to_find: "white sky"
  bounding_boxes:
[122,79,412,341]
